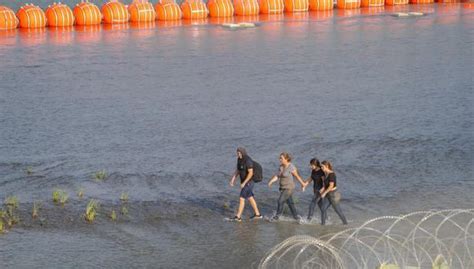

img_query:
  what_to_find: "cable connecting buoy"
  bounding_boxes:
[392,12,409,17]
[408,11,423,16]
[222,22,256,28]
[392,12,424,17]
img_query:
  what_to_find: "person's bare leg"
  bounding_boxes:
[236,198,246,218]
[248,196,261,216]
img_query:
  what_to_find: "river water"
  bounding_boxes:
[0,3,473,268]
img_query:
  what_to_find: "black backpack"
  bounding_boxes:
[252,161,263,183]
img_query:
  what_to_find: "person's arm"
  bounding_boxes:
[268,175,279,188]
[321,182,335,198]
[240,168,254,188]
[291,168,307,190]
[230,169,239,186]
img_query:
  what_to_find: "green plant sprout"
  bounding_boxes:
[93,170,107,181]
[77,188,84,199]
[26,166,33,175]
[4,196,19,208]
[85,199,99,223]
[32,202,41,219]
[121,205,128,216]
[120,192,129,202]
[110,210,117,221]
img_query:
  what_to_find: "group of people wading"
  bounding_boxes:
[229,147,348,225]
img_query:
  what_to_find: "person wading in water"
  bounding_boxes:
[229,147,262,222]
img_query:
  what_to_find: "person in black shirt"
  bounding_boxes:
[320,160,348,225]
[303,158,325,221]
[229,147,262,222]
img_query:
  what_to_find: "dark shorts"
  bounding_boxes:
[240,181,254,199]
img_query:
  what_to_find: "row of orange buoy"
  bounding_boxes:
[0,0,466,30]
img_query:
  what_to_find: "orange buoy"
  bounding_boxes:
[259,0,284,13]
[234,0,259,15]
[74,1,102,25]
[129,0,156,22]
[385,0,408,5]
[285,0,309,12]
[0,6,19,30]
[46,3,74,27]
[17,4,47,28]
[361,0,384,7]
[337,0,361,9]
[101,0,130,24]
[181,0,208,19]
[155,0,182,20]
[309,0,333,10]
[410,0,433,3]
[208,0,234,17]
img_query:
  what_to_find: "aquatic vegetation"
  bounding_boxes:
[85,199,99,223]
[52,189,68,205]
[0,219,4,234]
[223,202,230,209]
[110,210,117,221]
[26,166,33,175]
[59,192,69,206]
[93,170,107,181]
[4,196,19,208]
[121,205,128,216]
[32,202,41,219]
[120,192,129,202]
[77,188,84,199]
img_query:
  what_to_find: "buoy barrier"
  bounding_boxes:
[361,0,384,7]
[385,0,409,5]
[285,0,309,12]
[259,0,285,14]
[337,0,361,9]
[410,0,433,3]
[46,3,74,27]
[155,0,182,20]
[181,0,209,19]
[17,4,47,28]
[74,1,102,25]
[234,0,260,15]
[101,1,130,24]
[208,0,235,17]
[129,0,156,22]
[0,6,19,30]
[309,0,333,10]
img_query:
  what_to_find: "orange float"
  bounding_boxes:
[309,0,333,10]
[16,4,47,28]
[101,0,130,23]
[385,0,409,5]
[410,0,433,3]
[285,0,309,12]
[337,0,361,9]
[181,0,208,19]
[45,3,74,27]
[234,0,259,15]
[155,0,182,20]
[259,0,284,13]
[208,0,234,17]
[0,6,19,30]
[361,0,384,6]
[129,0,156,22]
[74,1,102,25]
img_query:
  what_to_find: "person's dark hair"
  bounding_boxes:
[321,160,333,171]
[237,147,247,156]
[280,152,292,162]
[310,158,320,168]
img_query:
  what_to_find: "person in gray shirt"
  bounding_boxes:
[268,152,307,221]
